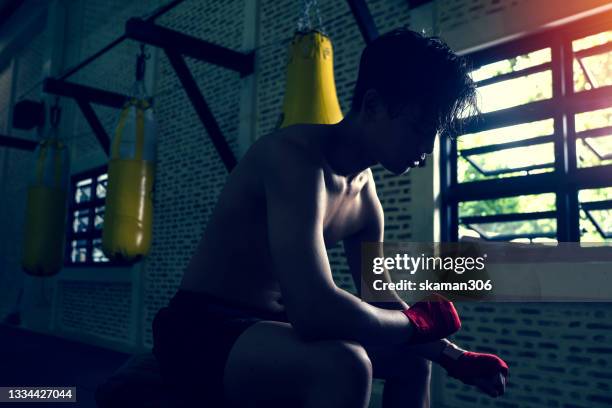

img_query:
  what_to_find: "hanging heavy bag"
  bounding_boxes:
[280,29,343,128]
[102,46,157,262]
[22,119,70,276]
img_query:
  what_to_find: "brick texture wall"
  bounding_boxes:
[1,1,611,407]
[442,302,612,408]
[437,0,522,32]
[58,280,133,342]
[142,0,246,345]
[70,0,160,159]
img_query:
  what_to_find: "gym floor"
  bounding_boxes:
[0,324,129,408]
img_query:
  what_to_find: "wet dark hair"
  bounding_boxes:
[351,28,478,137]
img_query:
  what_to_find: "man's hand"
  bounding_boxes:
[440,344,509,397]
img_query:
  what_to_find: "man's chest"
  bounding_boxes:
[322,173,371,247]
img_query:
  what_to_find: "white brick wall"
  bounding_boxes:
[142,0,246,345]
[58,280,133,342]
[442,302,612,408]
[1,1,611,407]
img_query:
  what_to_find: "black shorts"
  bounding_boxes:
[152,290,289,404]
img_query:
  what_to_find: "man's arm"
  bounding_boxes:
[343,172,408,310]
[263,142,413,346]
[345,173,457,360]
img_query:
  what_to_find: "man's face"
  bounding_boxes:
[372,105,437,175]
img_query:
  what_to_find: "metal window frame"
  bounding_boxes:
[581,199,612,239]
[440,9,612,242]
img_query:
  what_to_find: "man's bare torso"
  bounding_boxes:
[180,124,381,314]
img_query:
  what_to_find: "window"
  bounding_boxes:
[65,166,126,266]
[441,11,612,243]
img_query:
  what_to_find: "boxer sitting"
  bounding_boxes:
[153,28,508,408]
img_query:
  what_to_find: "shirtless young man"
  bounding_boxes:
[152,28,508,407]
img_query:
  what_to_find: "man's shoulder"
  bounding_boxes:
[255,127,326,177]
[254,129,328,211]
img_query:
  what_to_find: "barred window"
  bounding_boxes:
[65,166,126,266]
[441,12,612,243]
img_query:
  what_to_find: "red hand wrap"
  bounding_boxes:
[401,293,461,344]
[441,351,509,386]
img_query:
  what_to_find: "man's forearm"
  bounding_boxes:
[357,255,410,311]
[358,275,409,311]
[369,299,409,310]
[303,287,414,346]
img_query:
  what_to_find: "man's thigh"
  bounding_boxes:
[223,320,369,407]
[223,321,308,406]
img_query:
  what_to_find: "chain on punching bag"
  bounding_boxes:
[22,104,70,276]
[279,0,343,128]
[102,45,157,262]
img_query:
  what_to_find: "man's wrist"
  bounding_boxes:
[441,342,466,361]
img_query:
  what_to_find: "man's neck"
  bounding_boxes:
[324,111,376,180]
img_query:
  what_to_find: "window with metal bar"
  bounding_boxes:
[65,166,128,266]
[441,12,612,243]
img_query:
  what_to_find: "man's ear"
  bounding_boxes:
[361,89,385,122]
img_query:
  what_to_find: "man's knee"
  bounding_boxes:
[304,340,372,407]
[318,340,373,386]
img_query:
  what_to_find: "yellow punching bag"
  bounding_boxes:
[22,137,70,276]
[280,30,343,128]
[102,97,157,262]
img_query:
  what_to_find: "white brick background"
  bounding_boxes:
[445,302,612,408]
[58,280,133,342]
[143,0,245,345]
[437,0,521,31]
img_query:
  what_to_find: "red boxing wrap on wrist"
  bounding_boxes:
[441,351,509,386]
[401,293,461,344]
